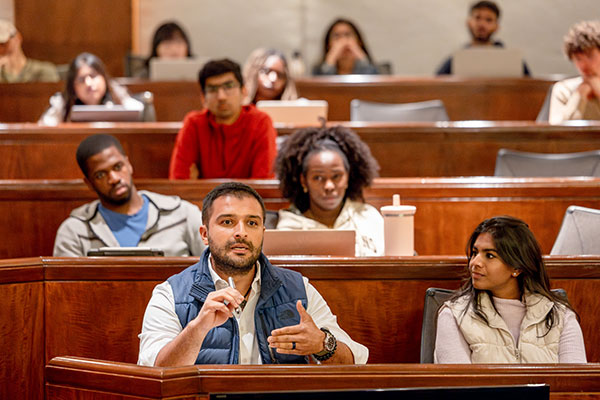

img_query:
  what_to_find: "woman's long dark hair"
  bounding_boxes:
[320,18,373,64]
[451,216,577,333]
[62,52,114,121]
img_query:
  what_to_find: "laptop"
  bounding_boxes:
[87,247,164,256]
[452,48,524,78]
[149,58,208,81]
[256,100,328,125]
[70,105,143,122]
[262,229,355,256]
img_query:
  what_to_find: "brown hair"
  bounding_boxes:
[563,20,600,59]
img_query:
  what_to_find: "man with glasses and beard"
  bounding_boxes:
[53,134,205,257]
[436,1,530,76]
[138,182,368,366]
[169,59,277,180]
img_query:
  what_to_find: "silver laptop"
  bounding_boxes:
[256,100,328,125]
[70,105,142,122]
[262,229,355,256]
[149,58,208,81]
[453,48,524,78]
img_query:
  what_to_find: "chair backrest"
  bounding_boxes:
[536,85,554,122]
[551,205,600,255]
[131,91,157,122]
[265,210,280,229]
[420,287,568,363]
[494,148,600,177]
[350,99,450,122]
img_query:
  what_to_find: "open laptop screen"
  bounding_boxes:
[453,48,523,78]
[262,229,355,256]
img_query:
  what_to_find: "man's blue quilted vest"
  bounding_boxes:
[168,249,309,364]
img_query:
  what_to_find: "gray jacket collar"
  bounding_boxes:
[69,190,181,247]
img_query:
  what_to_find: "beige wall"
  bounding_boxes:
[0,0,13,21]
[136,0,599,77]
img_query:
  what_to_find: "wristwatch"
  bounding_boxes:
[313,327,337,362]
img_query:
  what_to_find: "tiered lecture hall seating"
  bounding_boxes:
[2,76,599,400]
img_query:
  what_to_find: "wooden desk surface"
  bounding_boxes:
[1,177,599,259]
[2,121,600,178]
[46,357,600,400]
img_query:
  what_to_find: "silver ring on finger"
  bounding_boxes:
[292,341,296,350]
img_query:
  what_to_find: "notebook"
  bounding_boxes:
[452,48,524,78]
[262,229,355,256]
[70,105,142,122]
[149,58,208,81]
[256,100,328,125]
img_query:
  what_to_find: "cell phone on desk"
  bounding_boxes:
[86,247,165,256]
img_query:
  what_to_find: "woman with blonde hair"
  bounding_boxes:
[242,48,297,105]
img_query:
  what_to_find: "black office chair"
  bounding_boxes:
[265,210,280,229]
[420,287,568,363]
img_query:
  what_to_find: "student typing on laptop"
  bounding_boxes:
[39,52,143,125]
[274,126,384,256]
[435,1,530,76]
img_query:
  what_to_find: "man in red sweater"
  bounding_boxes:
[169,59,277,179]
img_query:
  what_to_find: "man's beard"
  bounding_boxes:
[209,236,263,276]
[96,184,132,206]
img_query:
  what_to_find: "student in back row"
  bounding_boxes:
[0,19,59,83]
[549,20,600,124]
[436,1,530,76]
[169,59,277,179]
[54,134,205,257]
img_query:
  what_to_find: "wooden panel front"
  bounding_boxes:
[0,260,45,400]
[295,76,553,121]
[1,177,598,259]
[1,257,599,400]
[3,122,600,178]
[46,357,600,400]
[40,257,600,366]
[15,1,131,77]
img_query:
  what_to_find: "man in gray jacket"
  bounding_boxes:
[53,134,205,257]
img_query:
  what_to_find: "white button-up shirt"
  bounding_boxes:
[138,256,369,366]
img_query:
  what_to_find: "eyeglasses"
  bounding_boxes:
[258,67,286,81]
[205,80,241,95]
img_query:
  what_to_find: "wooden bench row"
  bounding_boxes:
[2,121,600,178]
[0,77,553,123]
[2,256,599,399]
[1,177,598,259]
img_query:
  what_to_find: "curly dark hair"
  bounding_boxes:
[275,125,379,212]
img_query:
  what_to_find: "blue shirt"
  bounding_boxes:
[98,195,149,247]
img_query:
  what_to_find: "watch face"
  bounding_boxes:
[324,331,336,351]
